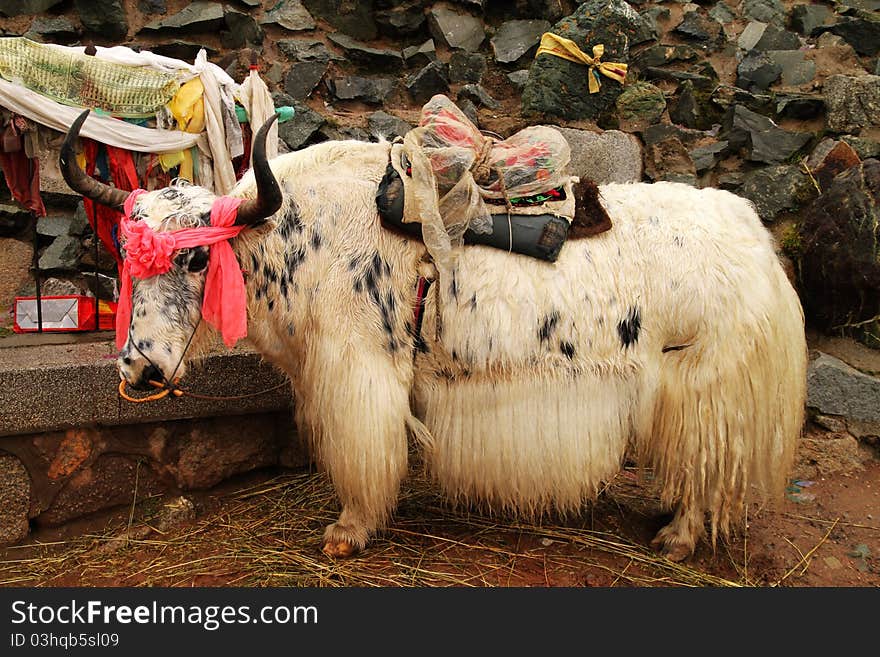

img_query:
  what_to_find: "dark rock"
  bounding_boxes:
[327,33,403,70]
[789,5,832,36]
[737,51,783,91]
[742,0,785,26]
[39,235,81,271]
[221,9,264,48]
[25,17,79,43]
[0,0,63,17]
[405,61,450,104]
[708,2,736,24]
[456,98,480,127]
[824,74,880,134]
[644,136,697,182]
[449,51,486,83]
[689,140,728,174]
[491,19,551,64]
[513,0,574,22]
[840,135,880,160]
[669,79,719,130]
[807,353,880,428]
[522,0,641,120]
[276,99,325,150]
[775,93,825,120]
[278,38,339,62]
[70,203,89,237]
[376,1,426,36]
[39,455,165,527]
[633,43,698,68]
[798,159,880,347]
[556,127,644,183]
[806,139,863,192]
[507,69,530,90]
[368,110,413,140]
[0,203,32,238]
[259,0,316,32]
[138,0,166,13]
[82,272,118,300]
[36,216,73,239]
[0,455,30,546]
[821,11,880,56]
[641,66,716,89]
[331,76,395,104]
[283,61,328,100]
[151,41,219,61]
[721,105,811,164]
[74,0,128,41]
[738,21,768,51]
[428,5,486,52]
[319,124,371,142]
[403,40,437,68]
[458,84,499,109]
[711,84,775,114]
[674,10,724,50]
[143,1,224,33]
[768,50,815,87]
[752,25,801,51]
[615,81,666,132]
[640,6,670,40]
[631,8,660,45]
[301,0,377,40]
[717,172,745,190]
[736,164,814,222]
[642,123,706,147]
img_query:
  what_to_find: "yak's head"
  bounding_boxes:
[60,111,281,390]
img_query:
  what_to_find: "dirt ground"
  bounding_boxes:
[1,427,877,588]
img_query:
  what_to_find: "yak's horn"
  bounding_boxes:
[60,110,129,211]
[235,114,282,226]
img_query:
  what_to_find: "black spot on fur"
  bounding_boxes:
[450,270,459,300]
[469,293,477,311]
[388,339,398,353]
[538,311,560,342]
[137,339,153,352]
[560,341,576,359]
[414,335,428,354]
[268,299,275,311]
[310,230,322,251]
[617,306,641,349]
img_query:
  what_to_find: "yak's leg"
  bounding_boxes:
[650,496,706,562]
[299,344,410,557]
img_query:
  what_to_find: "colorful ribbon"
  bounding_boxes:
[535,33,628,94]
[116,189,247,350]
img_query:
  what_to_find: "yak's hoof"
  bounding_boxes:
[322,540,358,558]
[650,534,694,562]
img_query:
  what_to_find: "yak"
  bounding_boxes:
[60,110,807,561]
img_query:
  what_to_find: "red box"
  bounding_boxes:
[13,295,117,333]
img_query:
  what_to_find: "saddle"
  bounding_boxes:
[375,95,612,264]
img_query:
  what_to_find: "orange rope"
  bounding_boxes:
[117,378,288,403]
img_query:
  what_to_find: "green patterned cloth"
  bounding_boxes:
[0,38,179,118]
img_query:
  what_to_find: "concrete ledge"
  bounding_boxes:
[0,337,291,437]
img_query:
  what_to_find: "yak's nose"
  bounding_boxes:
[132,363,165,391]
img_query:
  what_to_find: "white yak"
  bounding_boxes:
[61,112,806,561]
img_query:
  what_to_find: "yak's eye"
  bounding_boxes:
[187,247,209,272]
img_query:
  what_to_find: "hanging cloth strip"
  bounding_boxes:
[81,139,140,268]
[534,33,627,94]
[0,119,46,216]
[115,190,247,350]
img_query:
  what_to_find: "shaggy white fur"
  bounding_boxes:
[119,139,807,560]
